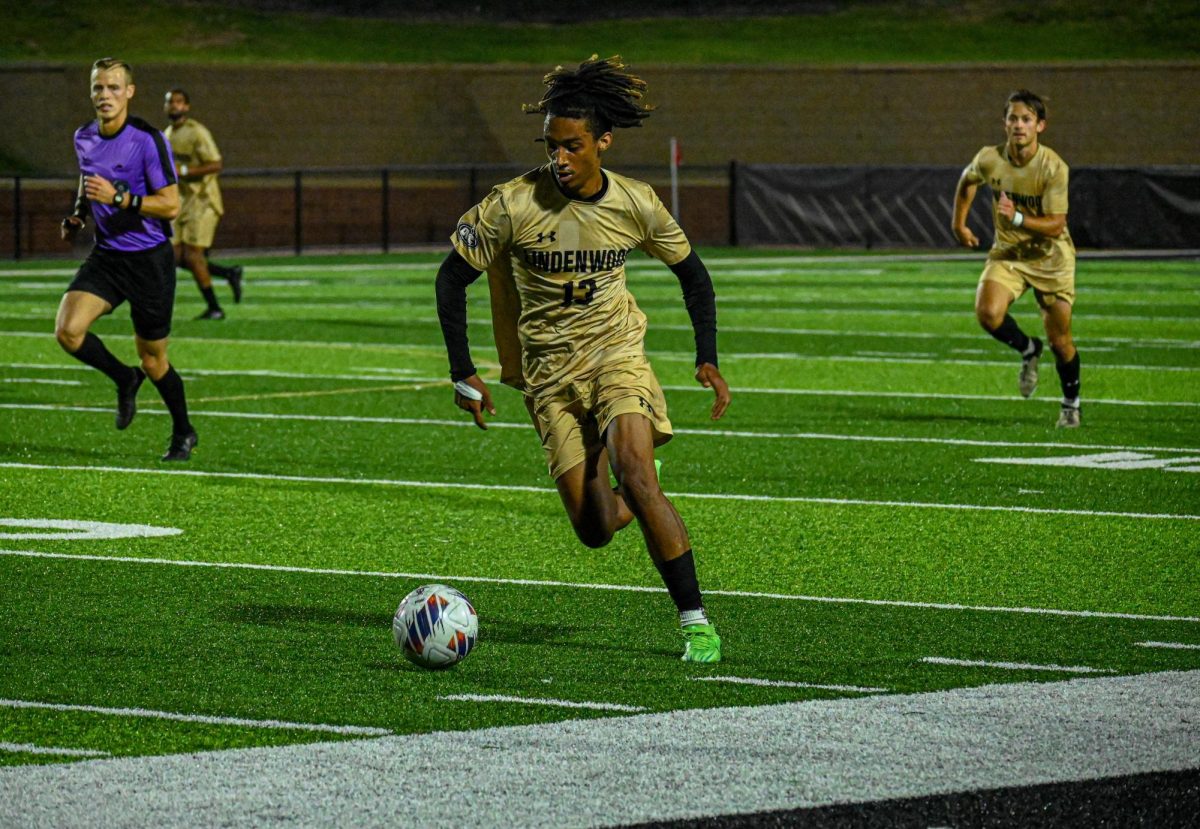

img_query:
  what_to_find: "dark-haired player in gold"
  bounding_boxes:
[163,88,243,320]
[952,89,1081,427]
[435,56,730,662]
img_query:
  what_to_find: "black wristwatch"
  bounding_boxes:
[113,192,125,208]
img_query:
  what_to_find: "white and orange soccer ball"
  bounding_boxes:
[393,583,478,668]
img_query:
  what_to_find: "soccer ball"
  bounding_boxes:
[392,583,478,668]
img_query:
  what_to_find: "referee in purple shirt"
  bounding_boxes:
[57,58,197,461]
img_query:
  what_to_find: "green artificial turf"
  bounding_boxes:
[1,250,1197,765]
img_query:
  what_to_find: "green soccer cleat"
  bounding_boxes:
[681,623,722,663]
[610,458,663,491]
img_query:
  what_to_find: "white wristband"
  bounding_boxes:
[453,380,482,401]
[1012,211,1024,228]
[179,164,188,177]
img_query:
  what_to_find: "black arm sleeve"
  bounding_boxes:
[434,249,485,382]
[668,250,718,368]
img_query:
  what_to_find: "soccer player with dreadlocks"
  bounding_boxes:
[435,55,730,663]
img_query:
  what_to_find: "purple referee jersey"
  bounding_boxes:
[74,115,177,252]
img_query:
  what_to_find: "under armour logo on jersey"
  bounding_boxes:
[536,230,557,244]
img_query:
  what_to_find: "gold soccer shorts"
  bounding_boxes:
[173,202,222,249]
[980,257,1076,308]
[532,356,673,480]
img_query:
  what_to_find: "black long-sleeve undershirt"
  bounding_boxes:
[667,249,719,368]
[434,248,719,381]
[434,250,484,382]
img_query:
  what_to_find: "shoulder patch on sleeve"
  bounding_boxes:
[456,222,479,249]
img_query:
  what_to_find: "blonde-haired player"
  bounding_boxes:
[435,56,730,662]
[952,89,1081,428]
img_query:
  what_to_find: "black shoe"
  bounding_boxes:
[196,307,225,320]
[116,367,146,431]
[162,430,198,462]
[226,265,244,304]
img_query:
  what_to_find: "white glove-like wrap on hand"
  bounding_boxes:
[453,380,483,401]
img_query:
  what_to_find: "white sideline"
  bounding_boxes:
[1135,641,1200,650]
[1,671,1196,828]
[436,695,646,713]
[921,657,1114,674]
[3,461,1199,522]
[0,699,391,737]
[4,400,1200,451]
[2,549,1197,624]
[0,742,110,758]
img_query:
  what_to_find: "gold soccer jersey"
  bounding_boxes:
[963,144,1074,268]
[451,165,692,396]
[164,119,224,218]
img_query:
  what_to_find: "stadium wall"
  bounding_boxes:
[1,62,1198,174]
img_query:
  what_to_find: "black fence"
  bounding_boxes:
[2,163,1197,259]
[733,165,1200,250]
[0,163,733,259]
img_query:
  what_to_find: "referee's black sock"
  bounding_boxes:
[986,314,1032,355]
[200,286,221,311]
[70,332,135,388]
[654,550,705,616]
[151,366,193,436]
[1055,350,1081,404]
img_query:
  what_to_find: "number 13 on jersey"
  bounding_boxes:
[562,278,597,306]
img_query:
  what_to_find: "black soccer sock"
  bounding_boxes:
[69,332,136,388]
[986,314,1032,355]
[200,286,221,311]
[1055,350,1081,404]
[654,550,705,614]
[151,366,193,435]
[208,261,235,279]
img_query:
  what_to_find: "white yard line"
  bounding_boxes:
[0,742,110,758]
[3,402,1199,452]
[691,676,887,693]
[0,699,390,736]
[666,351,1200,372]
[920,657,1114,674]
[662,386,1200,408]
[3,362,1199,407]
[3,329,1199,371]
[437,695,646,713]
[0,378,82,386]
[1135,641,1200,650]
[649,323,1200,348]
[3,461,1198,522]
[189,383,422,404]
[2,549,1197,624]
[5,362,446,383]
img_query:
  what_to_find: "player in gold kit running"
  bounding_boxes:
[435,56,730,662]
[164,88,243,320]
[952,89,1081,427]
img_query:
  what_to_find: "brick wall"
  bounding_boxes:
[3,62,1197,174]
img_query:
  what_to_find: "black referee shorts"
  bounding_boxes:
[66,242,177,341]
